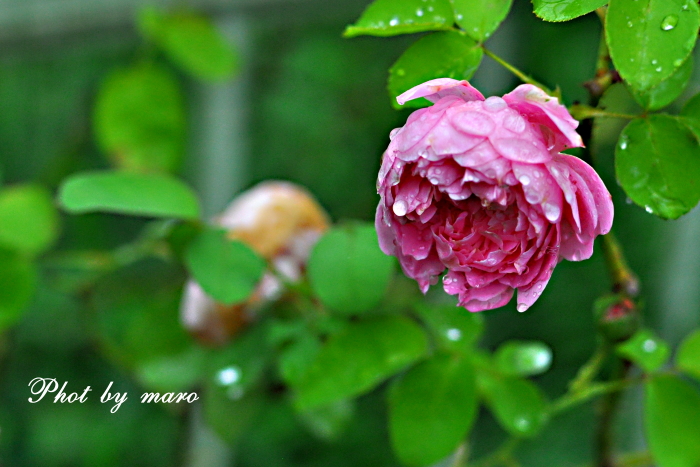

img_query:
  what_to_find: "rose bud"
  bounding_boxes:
[181,181,329,344]
[376,79,613,312]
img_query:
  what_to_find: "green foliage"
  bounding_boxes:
[615,329,670,372]
[344,0,454,38]
[138,7,238,81]
[93,261,194,371]
[615,115,700,219]
[0,247,37,331]
[292,316,428,410]
[606,0,699,92]
[415,303,484,352]
[184,227,266,305]
[388,31,483,108]
[477,370,549,437]
[676,329,700,380]
[644,375,700,467]
[494,340,553,377]
[93,62,185,173]
[532,0,608,22]
[388,353,478,466]
[58,170,200,219]
[630,55,693,111]
[0,184,59,256]
[308,224,394,314]
[451,0,513,42]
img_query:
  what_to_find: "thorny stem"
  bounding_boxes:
[550,377,639,416]
[568,340,610,394]
[568,104,638,122]
[595,361,632,467]
[579,8,640,467]
[481,47,553,95]
[601,233,640,298]
[468,437,521,467]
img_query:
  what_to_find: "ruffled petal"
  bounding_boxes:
[503,84,583,152]
[397,78,484,106]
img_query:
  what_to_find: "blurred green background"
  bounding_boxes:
[1,0,700,466]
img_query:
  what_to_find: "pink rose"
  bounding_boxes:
[376,79,613,312]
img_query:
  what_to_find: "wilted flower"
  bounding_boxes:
[376,79,613,312]
[181,181,329,344]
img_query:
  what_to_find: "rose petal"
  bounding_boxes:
[503,84,583,152]
[397,78,485,105]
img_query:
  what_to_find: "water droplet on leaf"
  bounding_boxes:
[446,328,462,341]
[389,17,399,26]
[643,339,658,352]
[416,8,424,17]
[217,366,242,386]
[644,205,654,214]
[661,15,678,31]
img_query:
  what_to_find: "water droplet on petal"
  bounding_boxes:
[393,200,408,216]
[661,15,678,31]
[483,96,507,112]
[543,202,561,222]
[429,177,440,185]
[519,175,531,186]
[517,303,528,313]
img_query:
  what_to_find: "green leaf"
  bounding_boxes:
[58,170,200,219]
[344,0,454,38]
[293,316,428,410]
[136,347,206,393]
[606,0,699,91]
[139,7,238,81]
[0,184,59,255]
[615,115,700,219]
[415,303,484,353]
[0,248,37,331]
[616,329,670,372]
[533,0,608,22]
[679,91,700,137]
[494,340,553,377]
[185,227,266,305]
[203,386,264,445]
[631,54,693,110]
[388,31,483,109]
[388,353,478,466]
[308,224,394,314]
[676,329,700,380]
[278,331,322,387]
[478,371,549,437]
[451,0,513,42]
[93,260,193,369]
[644,375,700,467]
[297,399,355,441]
[93,62,185,173]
